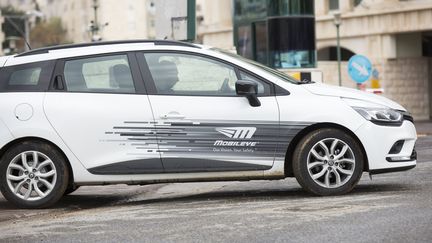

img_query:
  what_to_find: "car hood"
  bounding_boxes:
[302,83,406,111]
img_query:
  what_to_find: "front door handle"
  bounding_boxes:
[160,112,186,120]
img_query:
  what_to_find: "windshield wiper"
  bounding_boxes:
[299,79,315,84]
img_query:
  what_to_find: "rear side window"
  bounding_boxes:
[63,55,136,93]
[9,67,41,85]
[0,61,54,92]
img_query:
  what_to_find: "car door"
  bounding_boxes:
[44,53,164,174]
[136,51,280,173]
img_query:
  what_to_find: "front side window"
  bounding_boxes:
[63,55,135,93]
[239,71,267,94]
[212,48,300,85]
[144,53,239,96]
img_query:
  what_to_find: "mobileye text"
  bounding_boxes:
[213,140,258,147]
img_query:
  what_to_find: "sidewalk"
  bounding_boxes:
[415,121,432,135]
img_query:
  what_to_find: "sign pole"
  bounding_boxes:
[336,24,342,87]
[187,0,196,42]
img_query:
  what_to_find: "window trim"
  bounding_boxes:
[328,0,340,11]
[49,52,147,95]
[236,67,289,96]
[136,50,276,97]
[236,67,275,96]
[0,60,56,92]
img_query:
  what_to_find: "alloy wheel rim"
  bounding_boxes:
[307,138,356,188]
[6,151,57,201]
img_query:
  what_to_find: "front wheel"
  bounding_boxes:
[0,141,69,208]
[293,128,364,196]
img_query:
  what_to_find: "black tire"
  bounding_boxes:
[292,128,364,196]
[64,185,80,196]
[0,141,69,208]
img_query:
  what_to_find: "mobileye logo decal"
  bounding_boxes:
[216,127,256,139]
[214,127,258,147]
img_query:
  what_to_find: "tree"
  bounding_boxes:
[30,18,70,48]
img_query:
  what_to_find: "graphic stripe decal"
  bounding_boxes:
[99,119,313,172]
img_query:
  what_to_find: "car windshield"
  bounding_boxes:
[211,48,301,85]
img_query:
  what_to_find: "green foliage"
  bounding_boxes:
[30,17,71,48]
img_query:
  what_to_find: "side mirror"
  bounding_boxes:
[235,80,261,107]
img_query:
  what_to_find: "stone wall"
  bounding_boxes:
[381,58,430,120]
[430,59,432,120]
[318,61,358,89]
[317,58,431,121]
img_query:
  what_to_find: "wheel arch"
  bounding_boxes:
[0,136,74,187]
[284,122,369,177]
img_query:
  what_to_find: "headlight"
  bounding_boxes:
[352,107,403,126]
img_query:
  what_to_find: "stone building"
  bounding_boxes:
[315,0,432,120]
[196,0,235,51]
[0,0,156,43]
[0,10,4,55]
[196,0,432,120]
[36,0,156,43]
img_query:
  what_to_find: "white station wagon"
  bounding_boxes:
[0,40,417,208]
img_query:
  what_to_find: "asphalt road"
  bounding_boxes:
[0,135,431,243]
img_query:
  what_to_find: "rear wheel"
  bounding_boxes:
[293,128,364,196]
[0,141,69,208]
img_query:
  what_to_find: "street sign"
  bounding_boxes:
[347,55,372,84]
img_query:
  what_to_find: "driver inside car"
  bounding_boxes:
[152,60,179,93]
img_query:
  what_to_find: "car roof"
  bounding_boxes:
[16,40,200,57]
[4,40,202,67]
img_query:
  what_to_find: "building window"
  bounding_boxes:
[329,0,339,11]
[267,17,316,68]
[353,0,362,7]
[237,25,254,60]
[233,0,316,68]
[268,0,314,16]
[317,46,356,61]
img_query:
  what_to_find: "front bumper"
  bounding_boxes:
[355,120,417,173]
[369,164,416,175]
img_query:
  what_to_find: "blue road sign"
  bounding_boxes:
[347,55,372,84]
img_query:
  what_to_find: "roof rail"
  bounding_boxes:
[15,40,200,57]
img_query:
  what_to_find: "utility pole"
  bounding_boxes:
[333,12,343,87]
[89,0,108,42]
[24,17,30,51]
[90,0,99,41]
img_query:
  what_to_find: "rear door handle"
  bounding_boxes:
[160,112,185,120]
